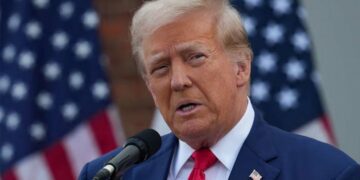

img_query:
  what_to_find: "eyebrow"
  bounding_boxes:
[176,41,210,53]
[147,41,210,65]
[148,52,167,65]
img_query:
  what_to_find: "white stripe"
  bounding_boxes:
[294,119,332,144]
[151,109,171,136]
[63,123,101,176]
[15,153,53,180]
[107,106,125,145]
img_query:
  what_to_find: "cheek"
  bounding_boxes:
[198,65,237,110]
[148,80,172,113]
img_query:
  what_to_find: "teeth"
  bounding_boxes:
[181,104,195,112]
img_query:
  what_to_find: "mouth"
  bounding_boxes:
[176,101,201,115]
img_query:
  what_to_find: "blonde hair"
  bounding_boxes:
[131,0,253,75]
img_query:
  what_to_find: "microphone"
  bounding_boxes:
[93,129,161,180]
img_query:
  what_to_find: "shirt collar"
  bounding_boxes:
[173,99,255,175]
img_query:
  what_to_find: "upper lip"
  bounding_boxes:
[175,99,201,110]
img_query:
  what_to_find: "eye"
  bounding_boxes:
[189,53,207,64]
[151,65,169,76]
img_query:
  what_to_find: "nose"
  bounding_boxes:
[170,63,192,91]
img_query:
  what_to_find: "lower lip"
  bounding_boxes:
[176,105,200,116]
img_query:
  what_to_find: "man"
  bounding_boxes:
[79,0,360,179]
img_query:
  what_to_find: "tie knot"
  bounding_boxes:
[191,149,217,171]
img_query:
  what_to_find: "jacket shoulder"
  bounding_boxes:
[268,125,359,178]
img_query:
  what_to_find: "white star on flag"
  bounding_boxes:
[37,92,53,110]
[92,81,109,100]
[59,2,74,19]
[1,143,14,162]
[263,23,285,45]
[8,14,21,31]
[74,40,92,59]
[243,16,257,36]
[277,88,298,110]
[30,123,46,141]
[292,31,310,51]
[32,0,49,9]
[256,51,277,73]
[69,72,84,90]
[11,82,27,100]
[271,0,291,15]
[2,45,16,62]
[6,112,21,131]
[244,0,263,8]
[0,75,11,93]
[44,62,61,80]
[284,58,305,81]
[62,102,78,121]
[82,10,99,29]
[25,21,42,39]
[251,81,270,102]
[52,31,69,50]
[19,51,36,69]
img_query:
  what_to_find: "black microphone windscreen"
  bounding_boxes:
[93,129,161,179]
[126,129,161,160]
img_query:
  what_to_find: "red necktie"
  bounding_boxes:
[188,149,217,180]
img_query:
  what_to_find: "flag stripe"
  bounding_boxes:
[1,169,17,180]
[44,143,75,180]
[294,118,331,144]
[89,111,118,154]
[1,110,122,180]
[15,154,53,180]
[320,116,337,145]
[106,106,125,146]
[63,123,101,177]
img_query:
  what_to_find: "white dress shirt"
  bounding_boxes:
[167,100,255,180]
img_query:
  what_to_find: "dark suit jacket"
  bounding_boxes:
[79,110,360,179]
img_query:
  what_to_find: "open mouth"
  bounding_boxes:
[177,102,199,112]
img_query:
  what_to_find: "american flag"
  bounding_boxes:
[232,0,336,144]
[152,0,336,144]
[249,169,262,180]
[0,0,124,179]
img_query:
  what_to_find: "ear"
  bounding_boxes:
[233,49,252,87]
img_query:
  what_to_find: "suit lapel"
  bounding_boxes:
[123,134,177,180]
[229,145,279,180]
[229,109,280,180]
[124,109,280,180]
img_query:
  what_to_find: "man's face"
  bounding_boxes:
[142,10,249,148]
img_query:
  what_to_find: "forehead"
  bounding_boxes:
[142,9,218,59]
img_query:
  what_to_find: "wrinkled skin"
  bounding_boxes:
[142,9,251,149]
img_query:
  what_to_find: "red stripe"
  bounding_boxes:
[89,110,118,154]
[320,115,337,145]
[43,143,75,180]
[1,169,17,180]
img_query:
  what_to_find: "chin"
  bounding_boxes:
[176,126,217,148]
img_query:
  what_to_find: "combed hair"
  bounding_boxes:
[131,0,253,75]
